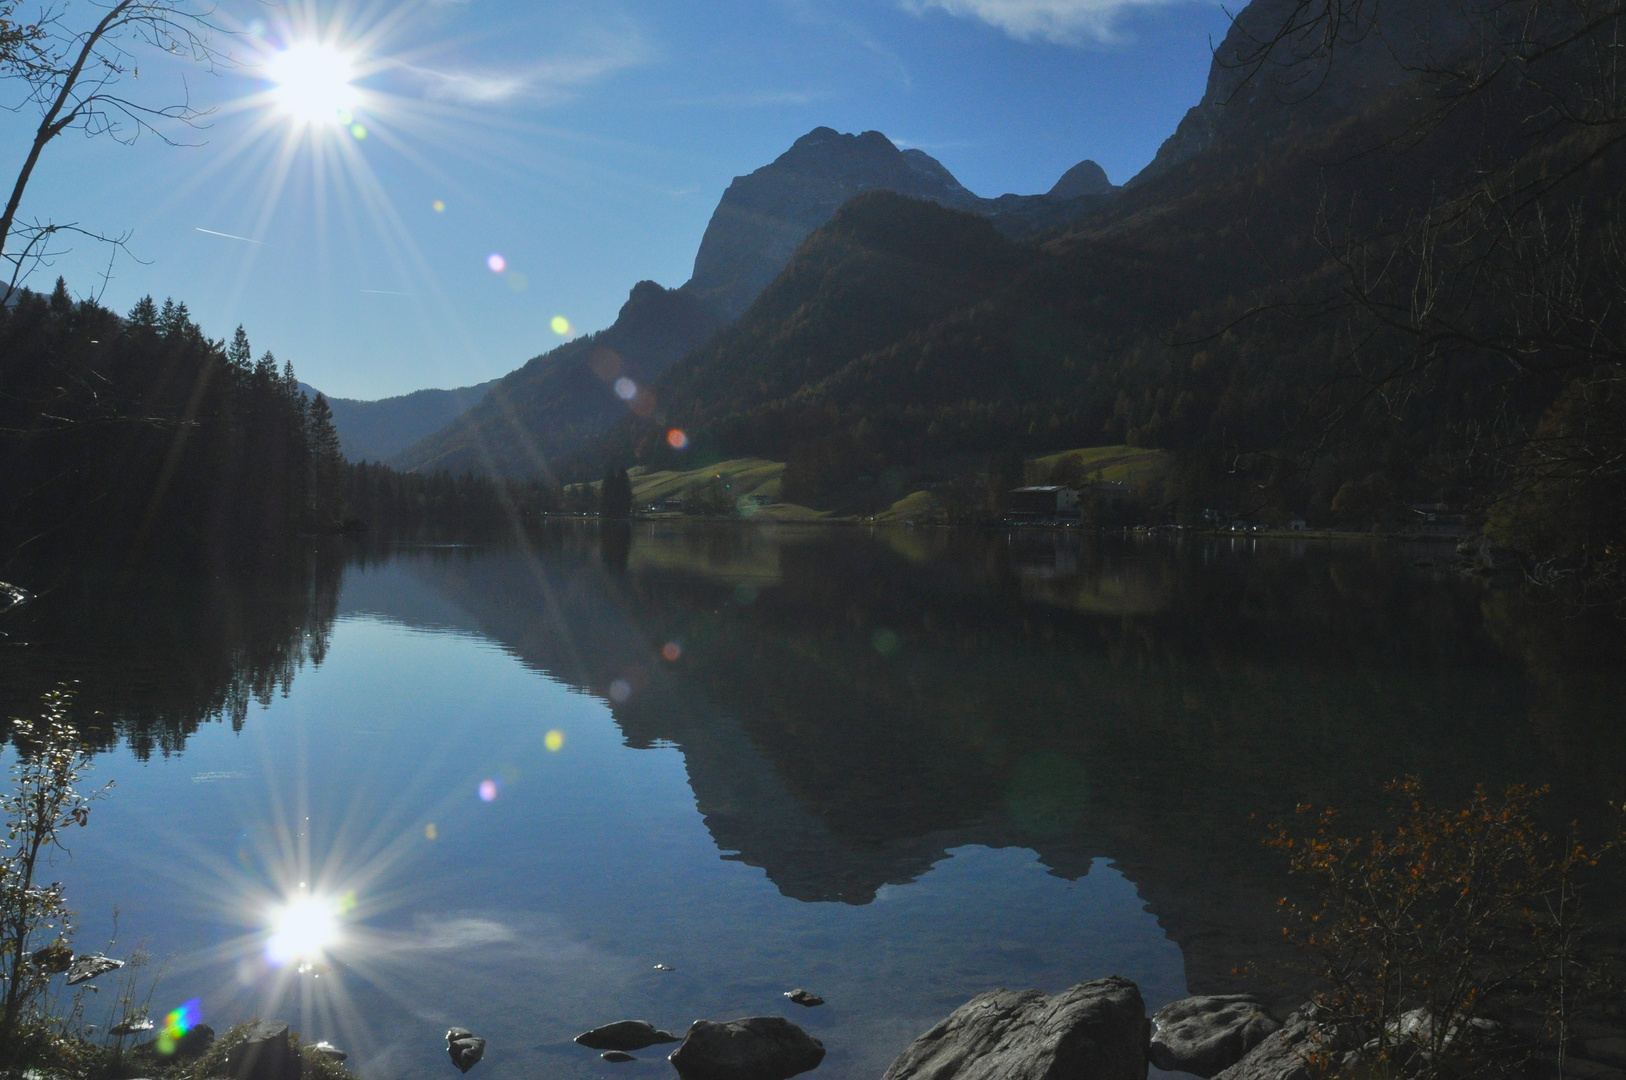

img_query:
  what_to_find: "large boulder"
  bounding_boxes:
[224,1021,302,1080]
[1150,996,1280,1078]
[878,977,1148,1080]
[669,1016,825,1080]
[1212,1013,1348,1080]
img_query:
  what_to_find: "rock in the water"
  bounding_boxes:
[654,963,676,972]
[309,1041,347,1062]
[783,990,824,1008]
[110,1016,156,1036]
[447,1028,486,1073]
[67,953,125,985]
[669,1016,825,1080]
[577,1020,682,1051]
[225,1020,303,1080]
[602,1051,638,1063]
[32,942,74,973]
[878,977,1147,1080]
[1150,995,1280,1078]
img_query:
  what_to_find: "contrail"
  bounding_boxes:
[195,227,266,245]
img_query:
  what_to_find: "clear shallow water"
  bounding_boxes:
[3,525,1623,1079]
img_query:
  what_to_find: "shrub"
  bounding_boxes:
[1267,779,1624,1079]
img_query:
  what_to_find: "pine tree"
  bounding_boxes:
[48,277,70,313]
[600,465,633,518]
[227,326,252,371]
[128,295,158,327]
[307,392,344,526]
[158,298,190,337]
[254,350,278,385]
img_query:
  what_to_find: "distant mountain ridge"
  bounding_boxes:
[390,281,722,476]
[392,128,1111,476]
[297,379,498,463]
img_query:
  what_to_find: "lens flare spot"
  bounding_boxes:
[155,998,201,1055]
[631,389,656,417]
[734,584,758,605]
[266,896,337,966]
[424,822,438,841]
[486,253,507,274]
[478,779,498,802]
[266,43,359,125]
[661,642,682,662]
[609,678,631,703]
[614,377,637,401]
[872,628,901,655]
[667,428,689,450]
[507,272,529,293]
[551,315,572,336]
[432,200,446,213]
[544,729,565,752]
[349,123,368,140]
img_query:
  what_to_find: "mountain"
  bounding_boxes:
[298,379,498,462]
[681,126,1112,322]
[583,190,1040,477]
[391,281,722,476]
[394,129,1112,477]
[554,0,1626,562]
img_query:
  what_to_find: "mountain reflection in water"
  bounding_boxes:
[2,524,1623,1078]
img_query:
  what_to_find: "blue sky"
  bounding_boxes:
[0,0,1231,399]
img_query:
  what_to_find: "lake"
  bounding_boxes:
[2,524,1622,1080]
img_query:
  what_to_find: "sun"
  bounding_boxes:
[265,43,359,125]
[266,895,339,965]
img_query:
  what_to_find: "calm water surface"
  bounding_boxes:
[2,525,1622,1080]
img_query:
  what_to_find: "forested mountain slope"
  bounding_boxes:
[392,281,722,476]
[578,0,1626,580]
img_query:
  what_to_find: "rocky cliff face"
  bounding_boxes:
[682,127,1110,321]
[1131,0,1472,187]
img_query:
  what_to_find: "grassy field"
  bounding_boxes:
[611,446,1169,522]
[1027,445,1169,485]
[628,458,785,503]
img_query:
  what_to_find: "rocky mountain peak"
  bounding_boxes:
[681,127,986,322]
[1048,160,1112,200]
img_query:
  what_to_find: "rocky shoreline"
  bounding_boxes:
[122,970,1626,1080]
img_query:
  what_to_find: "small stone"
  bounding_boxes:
[654,963,675,972]
[602,1052,637,1063]
[783,990,824,1008]
[67,954,125,985]
[447,1028,486,1074]
[110,1016,155,1036]
[309,1041,347,1062]
[576,1020,682,1051]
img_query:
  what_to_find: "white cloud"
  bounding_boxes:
[898,0,1205,45]
[402,29,649,105]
